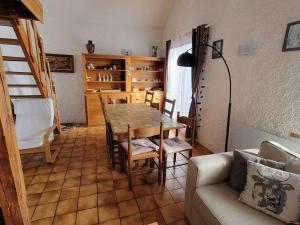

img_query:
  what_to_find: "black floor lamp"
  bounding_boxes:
[177,43,232,152]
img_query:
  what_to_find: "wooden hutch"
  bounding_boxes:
[82,54,166,126]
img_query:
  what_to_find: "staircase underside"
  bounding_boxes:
[0,0,43,22]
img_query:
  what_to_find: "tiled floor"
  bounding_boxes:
[21,126,211,225]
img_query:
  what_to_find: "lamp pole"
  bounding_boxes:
[178,43,232,152]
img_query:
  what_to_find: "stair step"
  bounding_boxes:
[6,71,33,76]
[0,38,20,45]
[3,56,27,62]
[8,84,37,88]
[0,20,12,27]
[10,95,43,99]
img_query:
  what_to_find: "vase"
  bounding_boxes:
[86,40,95,54]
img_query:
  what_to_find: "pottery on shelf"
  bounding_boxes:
[86,40,95,54]
[152,45,158,57]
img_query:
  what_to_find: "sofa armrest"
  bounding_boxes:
[184,152,233,221]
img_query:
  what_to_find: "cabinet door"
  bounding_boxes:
[86,94,105,126]
[131,92,146,103]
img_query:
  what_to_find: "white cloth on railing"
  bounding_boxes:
[14,98,54,149]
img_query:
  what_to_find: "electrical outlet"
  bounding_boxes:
[290,132,300,139]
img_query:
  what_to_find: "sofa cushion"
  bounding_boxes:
[229,150,285,192]
[240,161,300,224]
[259,141,300,175]
[192,183,284,225]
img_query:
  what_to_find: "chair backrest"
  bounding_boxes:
[109,96,128,104]
[127,123,163,158]
[14,99,54,141]
[177,112,195,146]
[163,98,176,118]
[145,91,154,105]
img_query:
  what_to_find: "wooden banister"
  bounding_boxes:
[10,18,47,97]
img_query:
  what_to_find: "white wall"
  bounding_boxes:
[39,18,163,123]
[163,0,300,153]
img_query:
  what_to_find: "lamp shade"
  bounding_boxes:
[177,52,196,67]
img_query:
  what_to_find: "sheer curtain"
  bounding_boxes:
[166,32,192,118]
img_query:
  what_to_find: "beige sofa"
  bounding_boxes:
[185,141,300,225]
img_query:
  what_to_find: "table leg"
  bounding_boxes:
[117,134,126,173]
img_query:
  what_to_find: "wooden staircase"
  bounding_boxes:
[0,17,61,130]
[0,1,61,225]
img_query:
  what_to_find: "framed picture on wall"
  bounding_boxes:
[46,53,75,73]
[212,39,223,59]
[282,21,300,52]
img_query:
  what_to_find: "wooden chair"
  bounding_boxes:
[109,96,128,104]
[153,112,195,183]
[100,97,119,168]
[145,91,154,105]
[150,102,159,110]
[120,123,163,190]
[162,98,176,118]
[14,99,61,163]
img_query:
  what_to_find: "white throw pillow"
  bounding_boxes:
[239,161,300,224]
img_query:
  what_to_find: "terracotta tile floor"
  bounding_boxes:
[21,126,211,225]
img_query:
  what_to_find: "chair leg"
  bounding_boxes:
[118,145,125,173]
[106,126,112,158]
[158,157,162,185]
[150,158,154,168]
[189,149,192,158]
[122,149,127,173]
[173,153,177,166]
[45,142,61,164]
[163,153,167,184]
[128,159,132,190]
[111,144,115,169]
[45,144,53,163]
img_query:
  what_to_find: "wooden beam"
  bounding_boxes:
[0,0,43,22]
[6,71,32,75]
[0,48,30,225]
[0,19,11,27]
[8,84,37,88]
[19,0,44,22]
[10,95,42,99]
[0,38,20,45]
[3,56,26,62]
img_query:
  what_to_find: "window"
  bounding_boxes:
[166,42,192,118]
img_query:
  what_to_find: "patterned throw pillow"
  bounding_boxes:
[229,150,286,192]
[240,161,300,224]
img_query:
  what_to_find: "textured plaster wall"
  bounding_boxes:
[163,0,300,153]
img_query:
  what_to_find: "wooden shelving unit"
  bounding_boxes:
[82,54,166,125]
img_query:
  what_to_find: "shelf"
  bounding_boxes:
[87,69,127,72]
[131,70,163,73]
[132,81,163,84]
[87,81,125,83]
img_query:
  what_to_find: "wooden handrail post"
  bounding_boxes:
[0,48,30,225]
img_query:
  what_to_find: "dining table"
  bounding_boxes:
[104,103,185,137]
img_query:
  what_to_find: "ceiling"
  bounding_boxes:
[42,0,175,29]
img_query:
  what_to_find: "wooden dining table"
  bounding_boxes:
[104,103,185,137]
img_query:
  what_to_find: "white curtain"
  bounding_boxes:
[166,32,192,119]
